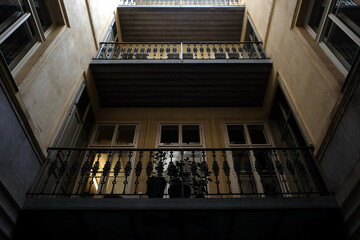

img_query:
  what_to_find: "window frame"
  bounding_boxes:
[90,123,139,147]
[303,0,360,74]
[157,123,204,148]
[225,123,273,148]
[0,0,68,71]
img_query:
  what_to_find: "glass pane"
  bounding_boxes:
[0,0,25,34]
[76,89,90,121]
[83,107,95,139]
[308,0,327,32]
[0,20,36,67]
[93,125,115,145]
[182,125,200,145]
[323,19,360,70]
[333,0,360,35]
[227,125,246,144]
[160,125,179,145]
[247,125,268,144]
[115,125,136,145]
[33,0,52,32]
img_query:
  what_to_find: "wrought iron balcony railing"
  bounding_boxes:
[28,147,329,198]
[119,0,244,6]
[94,42,268,60]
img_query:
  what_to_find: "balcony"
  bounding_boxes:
[116,2,245,42]
[90,41,272,107]
[15,147,344,240]
[28,147,327,198]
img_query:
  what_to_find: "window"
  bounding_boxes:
[225,124,282,196]
[226,124,269,146]
[92,124,138,146]
[54,84,95,148]
[304,0,360,73]
[0,0,63,70]
[159,124,202,146]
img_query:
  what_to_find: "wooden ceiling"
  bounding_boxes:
[118,6,245,42]
[90,59,272,108]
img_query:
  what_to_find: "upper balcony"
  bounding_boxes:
[89,0,272,108]
[117,0,245,42]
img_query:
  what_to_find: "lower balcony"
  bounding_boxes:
[28,147,328,199]
[15,147,346,240]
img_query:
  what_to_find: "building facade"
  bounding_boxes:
[0,0,359,239]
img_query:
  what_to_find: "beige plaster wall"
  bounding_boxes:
[243,0,274,42]
[86,0,119,45]
[13,0,113,152]
[245,0,345,149]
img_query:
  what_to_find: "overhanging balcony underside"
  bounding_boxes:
[118,7,245,41]
[90,60,272,107]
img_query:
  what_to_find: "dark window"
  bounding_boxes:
[308,0,327,32]
[182,125,200,144]
[33,0,52,32]
[227,125,246,144]
[93,125,115,145]
[247,125,268,144]
[160,125,179,145]
[115,125,136,145]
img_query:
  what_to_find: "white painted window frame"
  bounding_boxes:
[224,123,290,197]
[305,0,360,75]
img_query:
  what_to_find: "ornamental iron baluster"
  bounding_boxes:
[284,150,301,195]
[222,151,232,194]
[52,150,71,194]
[200,151,210,194]
[88,153,101,193]
[146,151,154,182]
[232,151,244,194]
[76,151,92,194]
[99,151,112,194]
[41,154,58,194]
[273,150,289,194]
[264,150,279,195]
[246,151,257,195]
[134,151,143,194]
[293,150,312,193]
[111,151,122,195]
[155,151,165,177]
[64,150,82,194]
[212,151,220,194]
[122,151,133,194]
[190,151,198,194]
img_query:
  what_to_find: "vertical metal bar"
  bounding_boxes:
[222,151,232,194]
[134,151,143,194]
[273,150,290,195]
[52,150,71,194]
[76,151,92,194]
[111,151,122,194]
[122,151,133,194]
[284,150,301,196]
[212,151,220,195]
[99,151,112,194]
[88,153,101,193]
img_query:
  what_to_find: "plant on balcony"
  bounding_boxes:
[147,152,167,198]
[167,157,191,198]
[190,160,212,198]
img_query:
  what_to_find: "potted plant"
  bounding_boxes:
[147,152,167,198]
[167,157,191,198]
[190,160,212,198]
